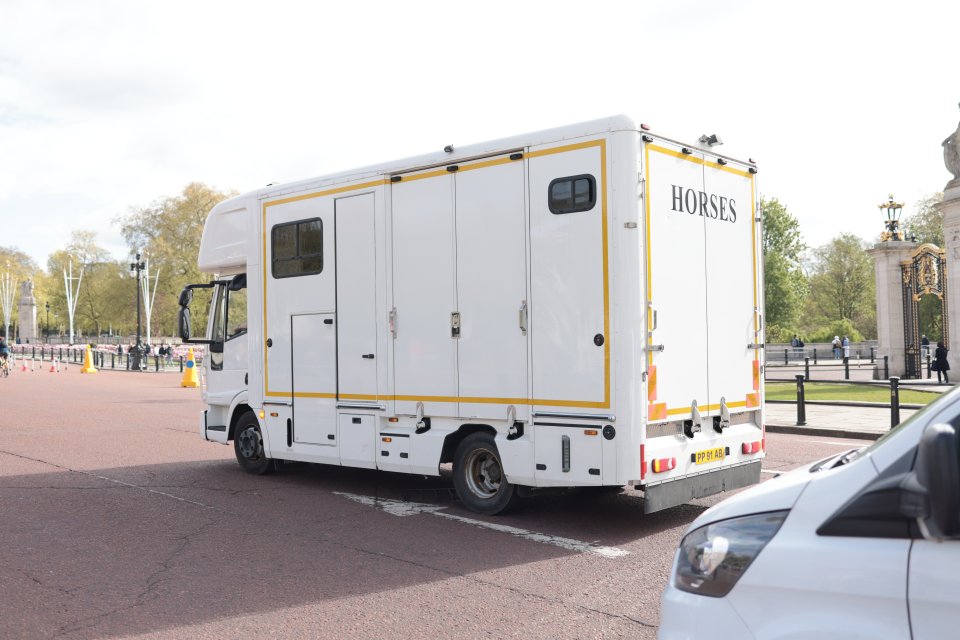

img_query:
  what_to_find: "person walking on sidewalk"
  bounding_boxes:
[832,336,842,359]
[932,341,951,384]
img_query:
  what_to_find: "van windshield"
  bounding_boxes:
[858,385,960,457]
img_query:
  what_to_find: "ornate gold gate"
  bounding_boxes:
[901,244,948,378]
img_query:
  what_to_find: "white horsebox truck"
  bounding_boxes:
[178,115,765,515]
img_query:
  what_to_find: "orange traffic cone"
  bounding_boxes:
[181,348,200,388]
[21,360,27,372]
[49,360,57,373]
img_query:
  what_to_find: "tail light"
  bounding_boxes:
[742,441,762,454]
[651,457,676,473]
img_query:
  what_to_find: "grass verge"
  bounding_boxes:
[765,382,941,406]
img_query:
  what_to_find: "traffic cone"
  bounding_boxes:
[21,359,27,372]
[181,348,200,388]
[81,346,98,374]
[49,359,57,373]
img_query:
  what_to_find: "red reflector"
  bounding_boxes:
[640,123,651,131]
[640,444,646,481]
[742,441,761,454]
[652,457,676,473]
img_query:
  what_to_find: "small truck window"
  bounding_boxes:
[271,218,323,277]
[548,174,596,214]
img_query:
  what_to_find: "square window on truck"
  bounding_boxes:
[271,218,323,278]
[548,174,596,214]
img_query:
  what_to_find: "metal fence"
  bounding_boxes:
[10,345,195,373]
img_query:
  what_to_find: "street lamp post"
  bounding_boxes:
[879,195,906,241]
[129,253,146,371]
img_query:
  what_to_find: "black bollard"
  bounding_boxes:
[805,357,811,381]
[796,374,807,426]
[784,349,789,365]
[813,347,818,364]
[884,355,889,380]
[111,353,115,369]
[890,377,900,428]
[155,356,159,373]
[927,354,932,380]
[870,346,875,363]
[179,356,184,372]
[844,357,850,380]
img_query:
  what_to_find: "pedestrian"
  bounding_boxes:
[921,334,930,360]
[832,336,842,359]
[165,343,173,365]
[932,341,951,384]
[842,335,850,359]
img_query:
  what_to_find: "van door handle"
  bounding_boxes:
[519,300,527,335]
[362,354,375,359]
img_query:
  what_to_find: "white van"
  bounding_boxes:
[658,388,960,639]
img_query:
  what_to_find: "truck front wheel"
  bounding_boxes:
[234,412,272,475]
[452,432,519,515]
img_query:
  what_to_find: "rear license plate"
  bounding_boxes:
[695,447,725,465]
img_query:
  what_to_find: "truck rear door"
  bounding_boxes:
[642,136,761,425]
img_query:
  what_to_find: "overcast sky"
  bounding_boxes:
[2,0,958,268]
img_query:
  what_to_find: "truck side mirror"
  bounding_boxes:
[178,306,192,342]
[914,423,960,540]
[179,287,194,307]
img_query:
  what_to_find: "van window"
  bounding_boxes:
[272,218,323,277]
[548,175,596,214]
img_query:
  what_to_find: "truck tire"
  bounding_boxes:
[452,432,519,515]
[234,411,272,475]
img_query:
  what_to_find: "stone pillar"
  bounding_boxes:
[17,280,37,343]
[867,241,915,377]
[941,178,960,373]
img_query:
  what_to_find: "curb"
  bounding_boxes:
[765,423,883,441]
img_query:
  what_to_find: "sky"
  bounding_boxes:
[2,0,958,268]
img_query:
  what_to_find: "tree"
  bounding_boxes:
[46,231,129,340]
[902,192,944,246]
[118,183,237,336]
[0,246,41,339]
[801,233,876,340]
[761,197,807,341]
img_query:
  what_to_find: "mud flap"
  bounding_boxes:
[642,461,762,513]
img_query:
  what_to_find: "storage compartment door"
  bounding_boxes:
[703,160,762,416]
[336,193,378,402]
[391,173,458,417]
[643,139,709,422]
[529,142,608,412]
[338,414,376,469]
[455,155,528,419]
[291,313,337,445]
[533,425,603,485]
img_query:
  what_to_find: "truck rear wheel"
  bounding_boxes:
[453,432,519,515]
[234,411,272,475]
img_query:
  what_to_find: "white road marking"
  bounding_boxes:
[334,491,630,559]
[760,469,781,475]
[773,436,868,447]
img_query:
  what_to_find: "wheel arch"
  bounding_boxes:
[228,401,254,441]
[440,423,497,464]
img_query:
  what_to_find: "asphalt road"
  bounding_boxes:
[0,368,870,639]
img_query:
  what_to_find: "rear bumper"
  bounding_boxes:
[641,460,761,513]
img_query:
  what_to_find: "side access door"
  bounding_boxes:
[262,196,337,451]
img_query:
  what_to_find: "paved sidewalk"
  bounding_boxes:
[764,403,918,440]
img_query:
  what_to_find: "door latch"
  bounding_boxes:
[451,312,461,338]
[518,300,527,336]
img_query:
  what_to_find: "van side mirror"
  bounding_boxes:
[178,306,192,342]
[913,423,960,540]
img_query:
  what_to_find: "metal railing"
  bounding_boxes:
[766,375,933,429]
[10,345,194,372]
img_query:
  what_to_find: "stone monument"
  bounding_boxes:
[941,103,960,374]
[17,279,37,343]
